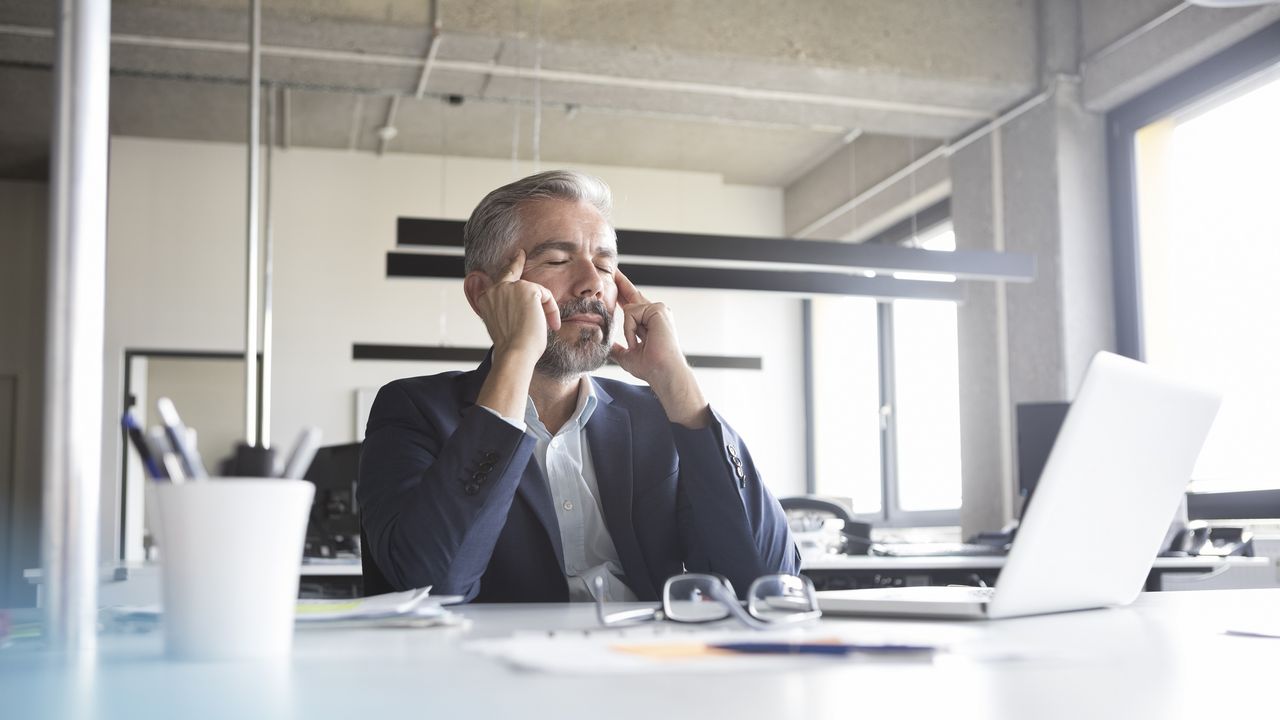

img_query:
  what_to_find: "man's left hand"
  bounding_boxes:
[610,270,710,428]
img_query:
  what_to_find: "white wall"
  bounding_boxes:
[104,138,805,560]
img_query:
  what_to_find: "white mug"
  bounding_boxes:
[151,478,314,661]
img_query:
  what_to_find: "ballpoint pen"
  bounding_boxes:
[709,641,936,656]
[156,397,208,480]
[121,409,164,479]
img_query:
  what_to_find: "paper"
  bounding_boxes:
[466,626,942,675]
[295,587,465,629]
[104,587,466,630]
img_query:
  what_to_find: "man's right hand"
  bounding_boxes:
[472,250,559,420]
[474,249,561,367]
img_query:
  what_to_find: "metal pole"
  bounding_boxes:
[244,0,261,445]
[261,84,275,449]
[42,0,110,651]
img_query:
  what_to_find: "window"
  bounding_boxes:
[1131,66,1280,491]
[808,224,962,525]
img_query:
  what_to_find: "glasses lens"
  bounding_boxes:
[664,575,732,622]
[747,575,819,622]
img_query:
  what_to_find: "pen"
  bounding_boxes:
[160,452,188,484]
[156,397,208,480]
[121,409,163,479]
[709,641,935,656]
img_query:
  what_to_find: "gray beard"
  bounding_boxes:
[535,299,612,381]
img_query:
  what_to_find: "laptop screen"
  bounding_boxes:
[1015,402,1070,519]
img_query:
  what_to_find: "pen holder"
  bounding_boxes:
[150,478,314,661]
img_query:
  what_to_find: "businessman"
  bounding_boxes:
[359,170,799,603]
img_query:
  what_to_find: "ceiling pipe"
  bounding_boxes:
[793,88,1053,239]
[42,0,111,652]
[244,0,261,446]
[413,0,442,99]
[261,84,275,449]
[376,95,399,155]
[280,85,292,149]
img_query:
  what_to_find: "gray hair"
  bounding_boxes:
[462,170,614,276]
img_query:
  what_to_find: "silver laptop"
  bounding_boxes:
[818,351,1222,620]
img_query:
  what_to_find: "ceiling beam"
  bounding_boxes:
[0,24,995,122]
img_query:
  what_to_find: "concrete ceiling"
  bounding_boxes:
[0,0,1040,186]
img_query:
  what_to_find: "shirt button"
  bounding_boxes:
[562,500,574,511]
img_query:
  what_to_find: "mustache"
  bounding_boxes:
[559,298,609,323]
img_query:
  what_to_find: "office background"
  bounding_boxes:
[3,0,1280,606]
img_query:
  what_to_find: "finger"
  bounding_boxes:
[497,249,526,284]
[624,310,639,350]
[609,342,627,362]
[537,284,561,331]
[613,269,647,305]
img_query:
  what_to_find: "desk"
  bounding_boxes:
[3,589,1280,719]
[803,554,1277,592]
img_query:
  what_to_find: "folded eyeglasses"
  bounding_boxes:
[594,573,822,630]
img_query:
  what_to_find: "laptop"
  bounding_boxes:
[817,351,1222,620]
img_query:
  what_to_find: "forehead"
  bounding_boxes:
[516,198,616,253]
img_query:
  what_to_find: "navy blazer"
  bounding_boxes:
[358,356,799,603]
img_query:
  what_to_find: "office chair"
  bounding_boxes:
[779,496,874,555]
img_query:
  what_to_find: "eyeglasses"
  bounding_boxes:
[594,573,822,630]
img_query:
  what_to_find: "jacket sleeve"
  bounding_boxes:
[357,381,535,601]
[671,406,801,596]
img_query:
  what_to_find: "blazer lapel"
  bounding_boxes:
[585,380,655,599]
[460,349,566,574]
[515,463,566,575]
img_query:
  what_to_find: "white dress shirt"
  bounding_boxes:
[483,378,638,602]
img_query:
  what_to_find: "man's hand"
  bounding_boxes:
[474,250,560,365]
[471,250,560,419]
[610,270,710,428]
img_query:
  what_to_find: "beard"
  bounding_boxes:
[535,297,613,382]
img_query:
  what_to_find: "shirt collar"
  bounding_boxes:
[524,376,599,437]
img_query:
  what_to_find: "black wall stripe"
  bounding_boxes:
[353,344,487,363]
[385,252,965,301]
[398,217,464,247]
[352,343,762,370]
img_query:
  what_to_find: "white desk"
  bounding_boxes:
[3,589,1280,719]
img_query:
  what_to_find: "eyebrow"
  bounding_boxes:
[527,241,618,262]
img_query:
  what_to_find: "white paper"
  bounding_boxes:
[465,625,945,675]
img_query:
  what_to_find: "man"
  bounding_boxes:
[358,170,798,603]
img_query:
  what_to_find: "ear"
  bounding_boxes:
[462,271,493,315]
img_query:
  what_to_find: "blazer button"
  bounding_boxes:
[472,471,487,483]
[464,483,481,496]
[483,451,499,462]
[478,461,495,472]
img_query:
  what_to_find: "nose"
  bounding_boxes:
[571,258,605,299]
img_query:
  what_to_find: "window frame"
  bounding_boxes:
[803,214,963,528]
[1107,19,1280,361]
[1106,19,1280,518]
